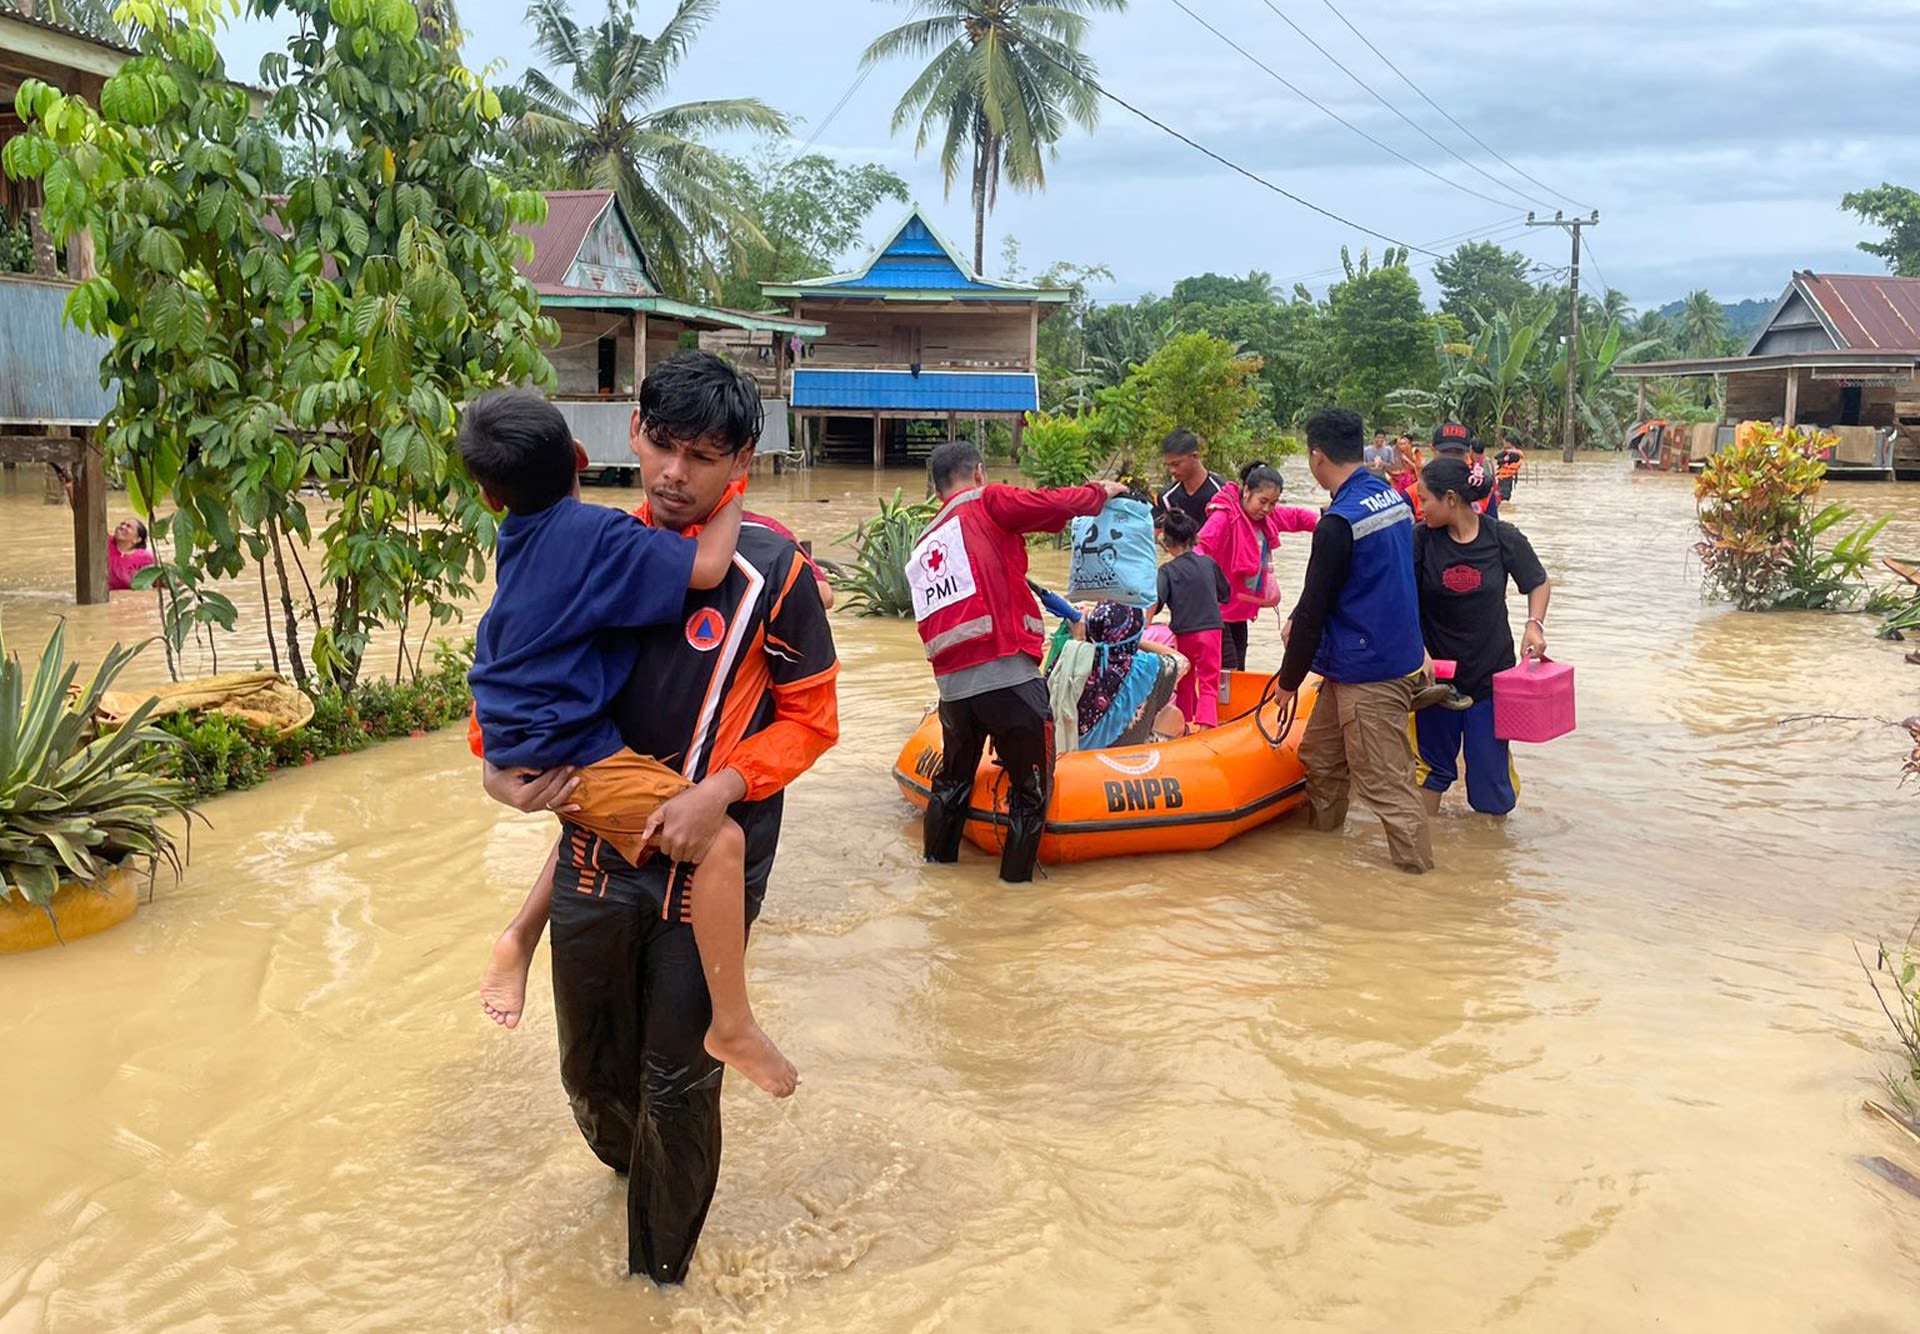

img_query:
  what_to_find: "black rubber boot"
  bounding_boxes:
[923,780,970,863]
[998,776,1047,883]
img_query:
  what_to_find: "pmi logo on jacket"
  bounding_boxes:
[907,527,978,619]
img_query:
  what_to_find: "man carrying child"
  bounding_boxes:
[467,353,838,1283]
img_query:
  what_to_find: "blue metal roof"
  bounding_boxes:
[791,369,1037,414]
[770,210,1061,302]
[841,217,986,291]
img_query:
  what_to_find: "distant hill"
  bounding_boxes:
[1654,296,1774,341]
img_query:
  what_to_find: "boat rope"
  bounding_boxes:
[1255,671,1300,750]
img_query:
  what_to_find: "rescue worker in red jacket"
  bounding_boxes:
[910,440,1128,882]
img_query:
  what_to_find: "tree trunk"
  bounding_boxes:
[971,132,988,278]
[268,517,310,691]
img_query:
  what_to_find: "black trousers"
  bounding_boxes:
[549,848,733,1284]
[924,676,1054,883]
[1222,620,1250,672]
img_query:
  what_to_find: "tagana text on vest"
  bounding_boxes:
[908,489,1049,676]
[1312,470,1426,683]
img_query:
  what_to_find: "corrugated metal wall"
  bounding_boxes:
[0,275,114,424]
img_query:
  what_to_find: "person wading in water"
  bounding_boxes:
[911,441,1126,883]
[476,353,838,1283]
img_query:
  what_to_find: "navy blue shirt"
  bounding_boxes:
[471,496,697,769]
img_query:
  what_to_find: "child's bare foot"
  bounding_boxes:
[480,932,535,1030]
[705,1020,799,1098]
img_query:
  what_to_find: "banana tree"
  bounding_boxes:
[1389,303,1552,439]
[1547,318,1661,450]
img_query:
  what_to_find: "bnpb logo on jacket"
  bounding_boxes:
[685,606,727,651]
[907,529,977,619]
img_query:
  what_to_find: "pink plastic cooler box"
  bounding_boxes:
[1492,657,1575,743]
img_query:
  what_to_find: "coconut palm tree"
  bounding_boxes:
[861,0,1126,276]
[1679,289,1729,358]
[514,0,790,294]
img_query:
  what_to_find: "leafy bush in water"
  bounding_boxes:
[832,490,939,618]
[0,623,191,907]
[1774,503,1888,611]
[158,639,474,802]
[1019,411,1094,489]
[1694,423,1883,610]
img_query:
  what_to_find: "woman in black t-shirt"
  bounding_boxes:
[1411,456,1552,817]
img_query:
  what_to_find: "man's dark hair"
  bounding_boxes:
[1160,508,1200,546]
[1304,408,1366,464]
[457,388,578,515]
[637,351,763,454]
[1161,428,1202,457]
[929,440,984,493]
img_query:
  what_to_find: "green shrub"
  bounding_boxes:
[1692,423,1883,611]
[1019,411,1094,489]
[1774,503,1888,611]
[152,639,474,806]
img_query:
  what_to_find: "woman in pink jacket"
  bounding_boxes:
[1195,461,1319,674]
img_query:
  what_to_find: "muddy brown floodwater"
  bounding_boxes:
[3,457,1920,1331]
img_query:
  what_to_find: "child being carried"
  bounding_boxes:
[461,389,796,1098]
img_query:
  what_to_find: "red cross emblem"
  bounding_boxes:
[925,544,946,573]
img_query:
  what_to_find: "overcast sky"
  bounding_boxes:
[220,0,1920,310]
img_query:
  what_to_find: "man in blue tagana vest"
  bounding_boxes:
[1271,408,1435,873]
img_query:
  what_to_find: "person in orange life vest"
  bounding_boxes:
[1495,431,1526,502]
[474,353,838,1283]
[1389,435,1423,500]
[1420,422,1500,520]
[912,440,1128,883]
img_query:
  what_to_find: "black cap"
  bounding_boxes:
[1432,422,1472,452]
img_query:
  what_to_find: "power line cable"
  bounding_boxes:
[1316,0,1592,213]
[1167,0,1526,213]
[1275,216,1535,287]
[1013,18,1515,259]
[1248,0,1551,211]
[800,0,927,153]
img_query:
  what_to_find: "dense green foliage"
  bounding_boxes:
[0,623,190,907]
[1018,410,1094,488]
[707,150,909,309]
[1022,235,1660,452]
[3,0,556,693]
[1433,240,1534,325]
[1088,330,1274,474]
[1843,182,1920,277]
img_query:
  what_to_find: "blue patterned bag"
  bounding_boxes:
[1067,496,1157,607]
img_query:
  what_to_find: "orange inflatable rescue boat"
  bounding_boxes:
[893,672,1317,864]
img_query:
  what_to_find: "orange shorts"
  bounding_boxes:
[569,749,693,866]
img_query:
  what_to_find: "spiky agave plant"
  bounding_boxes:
[0,621,191,909]
[831,490,940,618]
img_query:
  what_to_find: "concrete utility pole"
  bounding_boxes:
[1528,211,1599,462]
